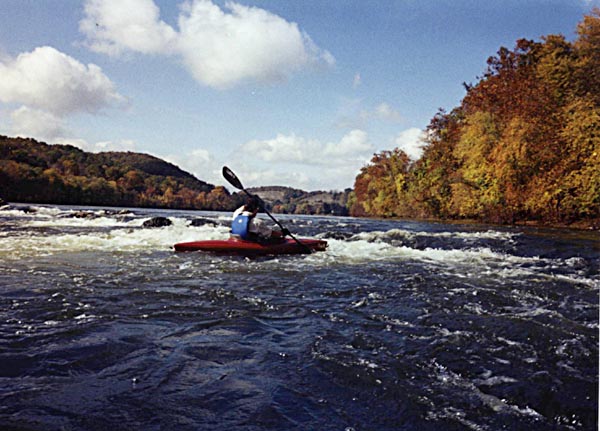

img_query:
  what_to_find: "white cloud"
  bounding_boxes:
[0,46,127,146]
[241,129,374,166]
[394,127,425,160]
[323,129,372,158]
[10,106,67,141]
[231,162,360,191]
[80,0,335,89]
[231,130,374,190]
[164,151,360,191]
[353,72,361,88]
[0,46,125,116]
[231,128,425,190]
[242,134,319,163]
[80,0,177,56]
[164,148,222,184]
[226,164,312,190]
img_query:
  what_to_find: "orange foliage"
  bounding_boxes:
[351,10,600,226]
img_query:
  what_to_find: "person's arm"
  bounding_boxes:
[232,206,244,219]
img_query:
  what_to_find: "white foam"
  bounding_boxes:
[308,233,599,286]
[2,209,597,290]
[26,216,139,228]
[352,228,518,243]
[0,218,230,258]
[320,237,522,267]
[0,205,65,218]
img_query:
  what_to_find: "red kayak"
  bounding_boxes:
[173,237,327,256]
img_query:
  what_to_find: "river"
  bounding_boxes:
[0,204,598,431]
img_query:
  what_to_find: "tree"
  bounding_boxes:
[574,8,600,103]
[352,149,411,217]
[350,11,599,227]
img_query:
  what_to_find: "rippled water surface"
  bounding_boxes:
[0,204,598,430]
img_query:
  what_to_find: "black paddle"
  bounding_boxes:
[222,166,312,253]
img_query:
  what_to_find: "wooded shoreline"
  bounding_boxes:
[349,11,599,229]
[1,198,598,231]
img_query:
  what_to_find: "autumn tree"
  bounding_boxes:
[352,149,412,217]
[351,10,600,226]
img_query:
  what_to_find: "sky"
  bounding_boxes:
[0,0,598,191]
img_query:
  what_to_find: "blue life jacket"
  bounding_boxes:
[231,213,251,239]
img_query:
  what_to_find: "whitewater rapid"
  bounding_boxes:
[1,204,596,290]
[0,204,597,430]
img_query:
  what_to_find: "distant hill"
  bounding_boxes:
[0,136,243,210]
[0,136,350,215]
[248,186,352,216]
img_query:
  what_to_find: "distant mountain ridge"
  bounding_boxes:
[248,186,352,216]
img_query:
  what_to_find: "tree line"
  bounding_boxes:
[248,186,352,216]
[0,136,243,210]
[350,10,600,227]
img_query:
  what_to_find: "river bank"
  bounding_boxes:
[2,198,599,234]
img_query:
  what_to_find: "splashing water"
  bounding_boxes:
[0,204,597,430]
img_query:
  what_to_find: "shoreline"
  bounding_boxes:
[356,213,600,232]
[3,199,599,232]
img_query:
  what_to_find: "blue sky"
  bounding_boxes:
[0,0,597,191]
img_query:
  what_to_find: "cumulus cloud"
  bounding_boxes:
[80,0,335,88]
[323,129,372,158]
[80,0,177,55]
[10,106,67,141]
[164,148,223,184]
[243,134,317,163]
[0,46,125,116]
[0,46,127,145]
[394,127,425,160]
[235,166,313,190]
[229,130,375,190]
[242,129,373,166]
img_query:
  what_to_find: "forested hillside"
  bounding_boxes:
[248,186,351,216]
[0,136,242,210]
[351,10,600,227]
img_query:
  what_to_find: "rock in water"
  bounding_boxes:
[189,217,217,227]
[142,217,172,228]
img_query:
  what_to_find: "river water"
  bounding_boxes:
[0,204,598,431]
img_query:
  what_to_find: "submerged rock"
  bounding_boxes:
[18,206,37,214]
[321,231,354,240]
[142,217,172,228]
[72,211,99,219]
[104,209,133,216]
[189,217,217,227]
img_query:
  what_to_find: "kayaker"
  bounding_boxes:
[231,197,288,242]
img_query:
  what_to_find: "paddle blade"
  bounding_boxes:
[222,166,244,190]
